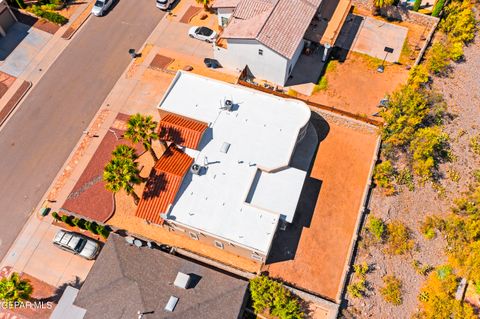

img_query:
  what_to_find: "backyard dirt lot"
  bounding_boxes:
[267,116,378,301]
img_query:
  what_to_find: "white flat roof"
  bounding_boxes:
[159,72,311,253]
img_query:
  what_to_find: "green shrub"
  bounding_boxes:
[380,275,403,305]
[448,41,464,62]
[407,65,429,89]
[84,221,92,232]
[61,215,74,226]
[76,218,87,230]
[26,5,68,25]
[51,212,61,221]
[410,127,449,181]
[426,42,450,75]
[96,225,110,239]
[347,279,366,298]
[440,0,476,44]
[373,161,396,195]
[249,276,303,319]
[412,0,421,11]
[354,262,369,277]
[431,0,444,17]
[366,215,386,242]
[385,221,414,255]
[71,217,80,226]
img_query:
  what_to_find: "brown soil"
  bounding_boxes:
[179,6,202,24]
[343,33,480,319]
[309,52,409,121]
[268,119,378,301]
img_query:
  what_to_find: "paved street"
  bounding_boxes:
[0,0,165,259]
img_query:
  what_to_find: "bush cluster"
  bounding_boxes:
[366,215,386,242]
[55,213,111,239]
[385,221,414,255]
[249,276,303,319]
[347,262,369,299]
[26,4,68,25]
[380,275,403,305]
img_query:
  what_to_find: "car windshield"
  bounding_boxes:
[197,27,213,36]
[95,0,104,6]
[157,0,167,3]
[74,238,86,252]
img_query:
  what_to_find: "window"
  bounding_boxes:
[214,240,224,249]
[251,253,264,262]
[189,232,199,240]
[258,49,263,56]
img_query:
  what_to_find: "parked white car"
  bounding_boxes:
[53,230,100,260]
[91,0,113,16]
[188,26,217,43]
[156,0,176,10]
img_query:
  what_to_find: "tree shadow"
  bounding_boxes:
[34,276,84,303]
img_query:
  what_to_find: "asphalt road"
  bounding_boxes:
[0,1,164,259]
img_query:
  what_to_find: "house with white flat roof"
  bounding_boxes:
[136,71,312,262]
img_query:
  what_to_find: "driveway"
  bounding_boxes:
[0,22,52,77]
[0,0,165,260]
[153,20,213,59]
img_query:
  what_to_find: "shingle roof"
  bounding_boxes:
[158,113,208,150]
[212,0,242,8]
[221,0,323,59]
[135,145,193,224]
[74,234,248,319]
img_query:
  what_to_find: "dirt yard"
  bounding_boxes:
[309,53,409,120]
[267,114,378,301]
[343,31,480,319]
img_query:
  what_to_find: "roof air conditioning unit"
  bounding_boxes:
[222,99,233,111]
[190,163,202,175]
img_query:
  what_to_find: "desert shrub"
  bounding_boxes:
[380,276,402,305]
[470,134,480,156]
[347,279,366,298]
[426,42,450,75]
[385,221,414,255]
[410,127,449,181]
[366,215,386,242]
[431,0,444,16]
[440,0,476,44]
[448,169,460,183]
[249,276,303,319]
[420,215,443,239]
[407,65,429,89]
[354,262,369,277]
[418,265,476,319]
[448,40,464,62]
[412,260,433,276]
[396,167,415,191]
[473,169,480,182]
[412,0,421,11]
[373,161,396,195]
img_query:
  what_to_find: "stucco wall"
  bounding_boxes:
[216,7,234,27]
[214,39,290,85]
[167,220,268,263]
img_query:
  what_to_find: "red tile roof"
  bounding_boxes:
[158,113,208,150]
[135,145,193,225]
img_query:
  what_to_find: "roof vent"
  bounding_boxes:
[220,142,231,154]
[221,99,233,111]
[165,296,179,312]
[190,163,203,175]
[174,272,191,289]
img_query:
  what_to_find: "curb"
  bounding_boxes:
[0,80,32,128]
[61,2,94,40]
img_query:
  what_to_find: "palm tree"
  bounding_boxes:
[103,157,142,205]
[112,144,139,161]
[0,272,33,302]
[373,0,394,13]
[124,114,159,162]
[195,0,210,11]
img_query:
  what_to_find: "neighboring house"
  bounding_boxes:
[135,71,314,263]
[51,233,249,319]
[0,0,17,37]
[213,0,352,86]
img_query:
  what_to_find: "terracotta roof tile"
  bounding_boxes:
[135,145,193,225]
[158,113,208,150]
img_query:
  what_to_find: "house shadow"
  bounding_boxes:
[332,13,364,62]
[34,276,84,303]
[0,22,30,61]
[266,113,329,264]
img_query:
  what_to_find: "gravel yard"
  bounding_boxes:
[343,32,480,318]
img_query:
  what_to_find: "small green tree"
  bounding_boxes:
[0,272,33,302]
[380,275,402,305]
[426,42,450,75]
[61,215,74,226]
[52,211,61,221]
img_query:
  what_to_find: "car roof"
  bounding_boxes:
[55,230,82,250]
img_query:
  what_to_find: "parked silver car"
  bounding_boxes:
[53,230,100,260]
[188,26,217,43]
[91,0,113,16]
